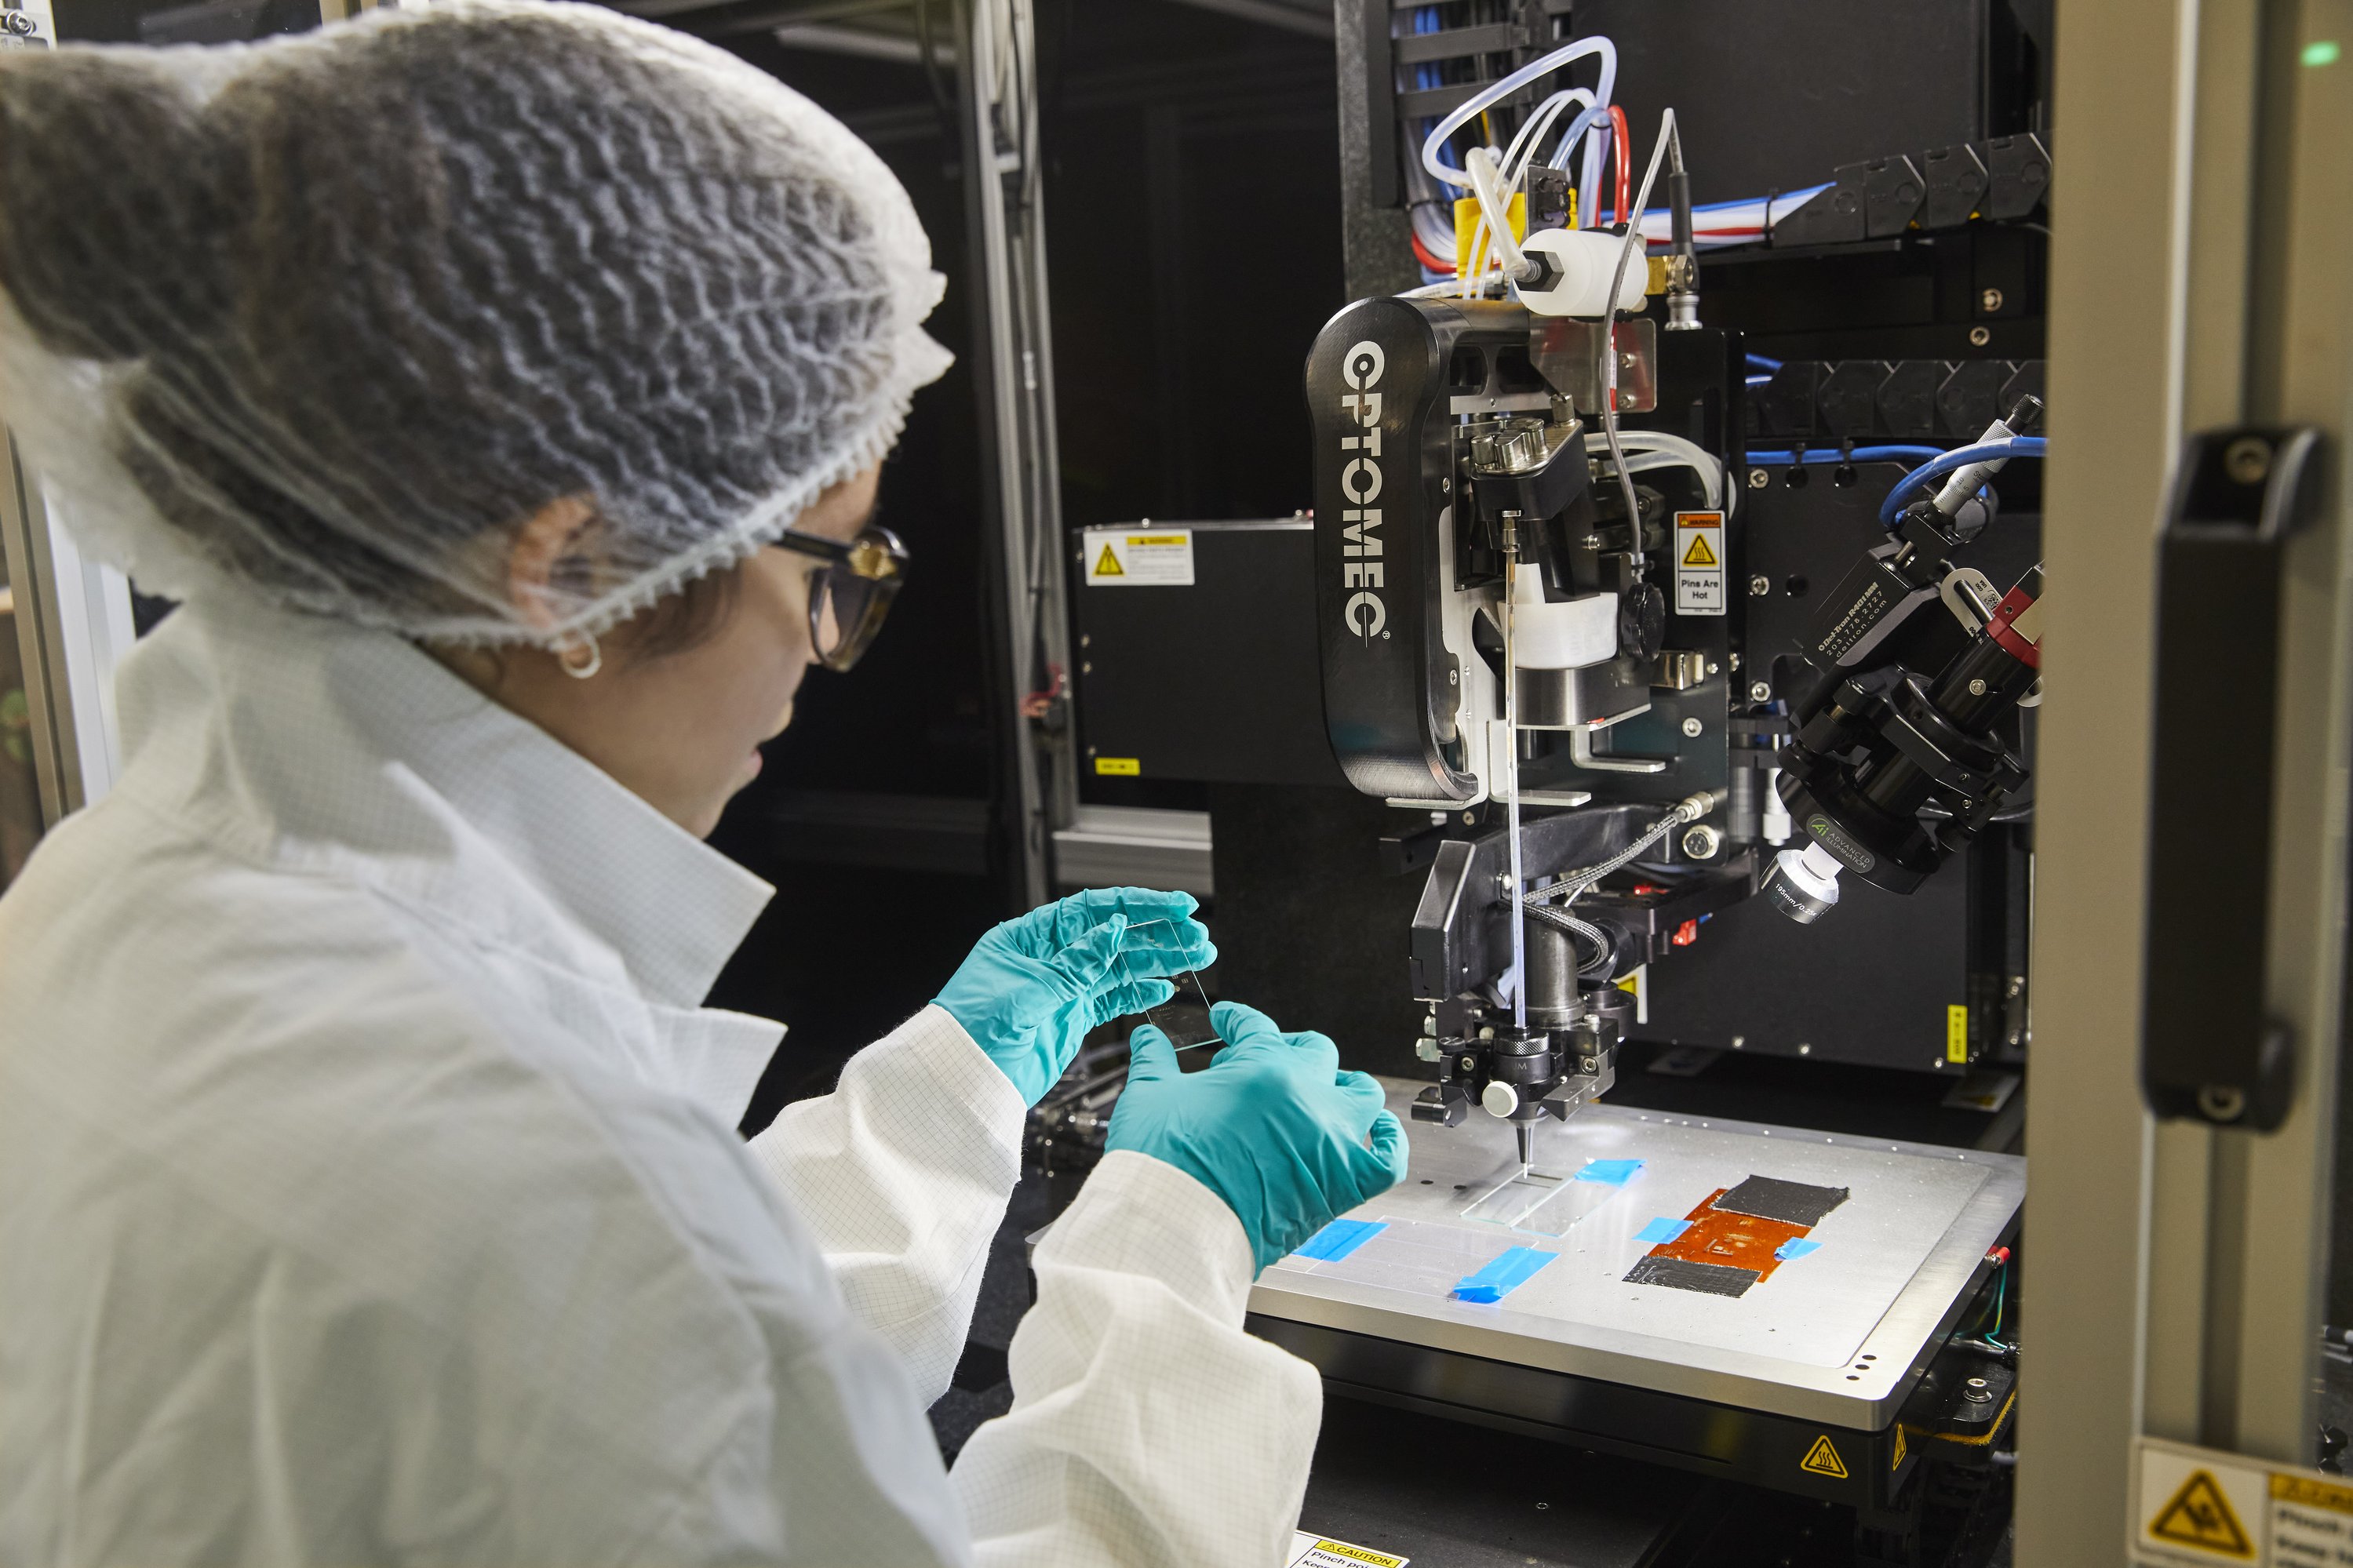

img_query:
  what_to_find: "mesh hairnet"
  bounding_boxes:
[0,0,952,645]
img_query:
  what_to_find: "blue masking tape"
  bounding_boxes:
[1634,1217,1692,1244]
[1295,1218,1387,1262]
[1575,1159,1645,1185]
[1451,1246,1559,1303]
[1776,1237,1822,1261]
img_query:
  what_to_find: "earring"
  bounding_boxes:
[557,631,603,680]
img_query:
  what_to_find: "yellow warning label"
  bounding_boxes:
[1127,535,1188,546]
[2275,1470,2353,1515]
[2148,1470,2255,1558]
[1801,1435,1850,1480]
[1093,757,1141,776]
[1093,545,1124,577]
[1301,1543,1408,1567]
[1892,1426,1908,1472]
[1947,1005,1970,1064]
[1681,532,1718,569]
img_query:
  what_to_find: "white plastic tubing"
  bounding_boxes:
[1459,85,1603,296]
[1419,35,1618,188]
[1421,36,1617,289]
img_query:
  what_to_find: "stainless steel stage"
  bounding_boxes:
[1248,1080,2024,1429]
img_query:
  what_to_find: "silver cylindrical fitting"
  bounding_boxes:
[1932,415,2022,515]
[1763,841,1845,924]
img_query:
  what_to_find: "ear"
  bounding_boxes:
[508,496,599,635]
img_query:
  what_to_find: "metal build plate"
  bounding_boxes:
[1248,1082,2023,1429]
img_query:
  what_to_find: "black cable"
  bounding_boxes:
[913,0,955,126]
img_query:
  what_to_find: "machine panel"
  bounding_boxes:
[1248,1082,2023,1431]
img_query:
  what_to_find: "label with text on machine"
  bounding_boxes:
[2132,1434,2353,1566]
[1083,526,1194,587]
[1288,1532,1408,1567]
[1674,510,1725,615]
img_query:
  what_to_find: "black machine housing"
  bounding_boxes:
[1290,289,2039,1081]
[1772,454,2045,906]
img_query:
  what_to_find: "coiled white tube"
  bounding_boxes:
[1419,35,1617,189]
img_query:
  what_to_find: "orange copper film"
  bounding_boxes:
[1646,1187,1812,1283]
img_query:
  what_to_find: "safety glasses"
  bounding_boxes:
[769,524,909,672]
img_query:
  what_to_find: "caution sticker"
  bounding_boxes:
[1801,1435,1850,1479]
[1947,1005,1971,1064]
[1892,1425,1908,1472]
[1674,511,1725,616]
[1084,526,1194,587]
[0,0,57,49]
[1288,1532,1408,1567]
[2133,1435,2353,1566]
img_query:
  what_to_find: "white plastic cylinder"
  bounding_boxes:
[1515,227,1650,318]
[1509,570,1619,669]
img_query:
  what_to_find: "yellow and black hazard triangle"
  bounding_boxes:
[2147,1470,2254,1559]
[1800,1435,1849,1480]
[1093,544,1124,577]
[1681,532,1718,569]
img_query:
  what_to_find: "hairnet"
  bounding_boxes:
[0,0,952,645]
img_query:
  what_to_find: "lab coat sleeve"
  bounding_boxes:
[950,1150,1322,1568]
[746,1004,1026,1405]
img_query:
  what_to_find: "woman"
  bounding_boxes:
[0,5,1407,1563]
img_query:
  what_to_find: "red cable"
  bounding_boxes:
[1608,104,1631,231]
[1410,229,1455,276]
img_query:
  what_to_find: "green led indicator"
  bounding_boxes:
[2303,38,2341,67]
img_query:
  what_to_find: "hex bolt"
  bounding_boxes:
[1969,678,1987,696]
[1750,574,1772,596]
[1750,680,1773,702]
[1980,287,2005,312]
[1748,467,1769,489]
[1681,716,1704,738]
[1962,1377,1994,1405]
[1969,325,1992,347]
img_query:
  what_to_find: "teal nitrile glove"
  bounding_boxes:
[936,887,1215,1106]
[1105,1000,1409,1273]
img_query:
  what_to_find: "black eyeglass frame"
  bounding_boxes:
[769,525,909,672]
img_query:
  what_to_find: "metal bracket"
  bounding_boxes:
[1570,723,1669,774]
[2139,425,2328,1131]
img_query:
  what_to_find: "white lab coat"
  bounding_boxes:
[0,589,1320,1565]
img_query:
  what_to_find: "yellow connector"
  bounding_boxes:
[1454,191,1525,278]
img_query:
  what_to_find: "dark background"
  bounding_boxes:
[698,3,1346,1131]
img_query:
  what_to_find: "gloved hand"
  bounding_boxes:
[1106,1000,1408,1274]
[936,887,1215,1106]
